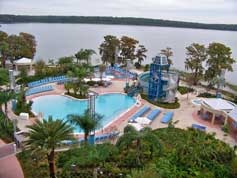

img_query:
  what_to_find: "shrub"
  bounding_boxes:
[178,86,194,95]
[144,64,150,72]
[134,62,141,69]
[0,111,14,143]
[197,92,216,98]
[141,94,180,109]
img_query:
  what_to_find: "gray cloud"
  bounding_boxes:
[0,0,236,23]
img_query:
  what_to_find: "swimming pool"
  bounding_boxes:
[31,93,136,133]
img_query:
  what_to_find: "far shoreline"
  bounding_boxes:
[1,15,237,32]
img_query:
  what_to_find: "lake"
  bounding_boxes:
[1,23,237,84]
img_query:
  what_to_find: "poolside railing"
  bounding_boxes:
[107,66,137,78]
[25,85,54,96]
[28,75,68,88]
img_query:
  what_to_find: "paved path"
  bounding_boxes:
[0,140,24,178]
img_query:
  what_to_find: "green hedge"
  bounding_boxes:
[65,93,87,99]
[178,86,194,95]
[197,92,217,98]
[141,94,180,109]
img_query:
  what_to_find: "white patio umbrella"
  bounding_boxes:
[135,117,151,125]
[84,78,90,82]
[102,78,111,81]
[128,123,144,131]
[92,78,101,82]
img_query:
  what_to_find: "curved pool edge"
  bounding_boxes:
[31,92,138,134]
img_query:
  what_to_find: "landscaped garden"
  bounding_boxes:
[18,126,237,178]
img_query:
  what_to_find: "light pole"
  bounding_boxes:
[88,92,96,145]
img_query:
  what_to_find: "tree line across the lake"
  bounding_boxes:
[1,14,237,31]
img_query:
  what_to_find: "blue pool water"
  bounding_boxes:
[32,93,136,133]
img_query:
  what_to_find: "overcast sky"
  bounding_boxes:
[0,0,236,24]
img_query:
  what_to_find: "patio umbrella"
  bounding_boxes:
[135,117,151,125]
[128,123,144,131]
[92,78,101,82]
[102,78,111,81]
[84,78,90,82]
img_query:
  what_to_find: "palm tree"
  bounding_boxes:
[67,110,102,143]
[75,49,96,65]
[0,68,9,85]
[116,125,162,167]
[84,49,96,65]
[99,64,106,81]
[25,117,73,178]
[0,90,15,116]
[75,49,86,64]
[136,45,147,65]
[160,47,173,65]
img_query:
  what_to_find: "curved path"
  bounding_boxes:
[0,140,24,178]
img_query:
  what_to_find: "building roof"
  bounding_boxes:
[228,107,237,122]
[202,98,236,111]
[14,57,32,65]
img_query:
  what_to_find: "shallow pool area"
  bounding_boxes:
[31,93,136,133]
[191,99,203,106]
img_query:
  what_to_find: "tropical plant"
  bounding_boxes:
[120,36,139,64]
[0,111,14,142]
[67,110,102,143]
[99,35,120,65]
[58,56,73,66]
[34,60,46,76]
[0,31,9,68]
[25,117,73,178]
[0,68,9,85]
[48,59,54,65]
[64,82,72,94]
[0,90,15,116]
[205,42,235,88]
[136,45,147,65]
[15,87,32,115]
[75,49,96,65]
[99,64,106,81]
[116,125,162,168]
[0,31,36,64]
[185,43,207,85]
[19,66,28,79]
[160,47,173,65]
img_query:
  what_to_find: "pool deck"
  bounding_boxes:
[7,79,237,146]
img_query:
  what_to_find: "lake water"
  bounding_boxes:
[1,23,237,84]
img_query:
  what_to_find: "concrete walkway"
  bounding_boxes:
[0,140,24,178]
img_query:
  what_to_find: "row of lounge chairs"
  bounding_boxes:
[76,132,119,144]
[128,105,174,124]
[107,66,136,78]
[128,105,150,122]
[28,76,67,88]
[25,85,54,96]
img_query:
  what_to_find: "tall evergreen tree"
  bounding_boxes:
[205,42,235,86]
[185,43,207,85]
[120,36,139,64]
[99,35,120,65]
